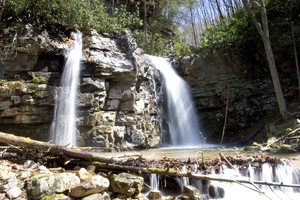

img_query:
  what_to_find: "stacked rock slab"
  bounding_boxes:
[0,29,160,149]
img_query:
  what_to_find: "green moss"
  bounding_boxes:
[27,76,46,84]
[40,193,66,200]
[251,142,262,147]
[0,79,6,86]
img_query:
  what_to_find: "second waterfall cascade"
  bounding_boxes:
[148,55,204,147]
[50,32,82,146]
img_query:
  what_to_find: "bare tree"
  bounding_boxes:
[291,25,300,99]
[242,0,288,118]
[215,0,224,19]
[189,1,198,45]
[289,4,300,99]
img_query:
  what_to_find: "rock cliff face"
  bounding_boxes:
[179,47,297,144]
[0,29,160,150]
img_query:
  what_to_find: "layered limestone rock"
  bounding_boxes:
[178,51,278,142]
[0,29,159,149]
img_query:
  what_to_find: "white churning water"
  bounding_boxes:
[147,55,203,147]
[50,32,82,146]
[206,162,300,200]
[147,161,300,199]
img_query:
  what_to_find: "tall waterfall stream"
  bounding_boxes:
[50,32,82,146]
[147,55,204,147]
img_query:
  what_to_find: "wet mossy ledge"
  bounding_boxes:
[0,28,160,150]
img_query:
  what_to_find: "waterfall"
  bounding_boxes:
[150,174,159,190]
[207,162,300,200]
[50,32,82,146]
[147,55,203,147]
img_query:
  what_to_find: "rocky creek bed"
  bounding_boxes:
[1,116,300,200]
[1,133,300,200]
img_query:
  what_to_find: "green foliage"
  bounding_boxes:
[174,41,191,58]
[173,34,192,57]
[198,0,300,52]
[3,0,142,33]
[199,11,257,52]
[134,31,169,56]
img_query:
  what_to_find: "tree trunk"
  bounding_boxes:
[0,131,124,164]
[143,0,147,43]
[290,6,300,99]
[242,0,288,119]
[263,37,287,118]
[93,162,300,188]
[215,0,224,19]
[220,88,229,144]
[189,2,198,46]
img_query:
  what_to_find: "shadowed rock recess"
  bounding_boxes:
[0,29,160,150]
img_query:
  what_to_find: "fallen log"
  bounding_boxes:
[0,132,131,164]
[93,162,300,188]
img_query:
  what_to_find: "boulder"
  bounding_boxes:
[147,190,161,200]
[78,168,94,181]
[208,184,225,199]
[70,175,110,198]
[110,173,144,196]
[27,173,80,199]
[5,186,22,199]
[182,185,203,200]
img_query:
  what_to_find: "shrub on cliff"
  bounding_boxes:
[1,0,142,33]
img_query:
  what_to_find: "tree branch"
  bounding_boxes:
[242,0,264,37]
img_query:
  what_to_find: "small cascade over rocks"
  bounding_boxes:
[143,153,300,200]
[147,55,204,147]
[150,173,159,190]
[205,161,300,200]
[50,31,82,146]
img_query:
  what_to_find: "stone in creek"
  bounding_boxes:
[208,184,225,199]
[109,172,144,196]
[147,189,161,199]
[70,175,109,198]
[182,185,203,200]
